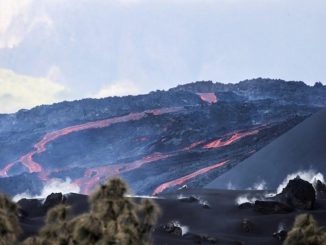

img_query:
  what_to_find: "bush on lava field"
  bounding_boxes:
[0,193,21,244]
[23,178,160,245]
[284,213,326,245]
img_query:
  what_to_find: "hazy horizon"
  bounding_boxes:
[1,0,325,113]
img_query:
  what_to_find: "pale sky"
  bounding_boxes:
[0,0,325,113]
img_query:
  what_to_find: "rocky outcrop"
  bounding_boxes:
[178,196,199,203]
[43,193,66,210]
[238,202,254,209]
[277,177,316,210]
[157,222,183,237]
[273,230,287,241]
[315,180,326,193]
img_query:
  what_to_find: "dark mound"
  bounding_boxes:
[276,177,316,210]
[207,108,326,190]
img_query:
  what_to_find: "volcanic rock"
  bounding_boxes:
[201,202,211,209]
[238,202,254,209]
[158,222,183,237]
[178,185,188,191]
[277,177,316,210]
[17,198,43,217]
[179,195,199,203]
[43,193,66,210]
[254,201,293,214]
[273,230,287,241]
[315,180,326,193]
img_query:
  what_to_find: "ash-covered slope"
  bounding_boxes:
[17,187,326,245]
[0,79,325,196]
[207,108,326,190]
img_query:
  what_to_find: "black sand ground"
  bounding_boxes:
[18,188,326,244]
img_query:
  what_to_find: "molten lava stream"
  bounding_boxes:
[0,107,183,178]
[76,127,260,194]
[76,138,209,194]
[203,129,259,149]
[152,160,229,195]
[75,152,174,194]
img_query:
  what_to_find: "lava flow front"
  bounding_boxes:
[152,160,228,195]
[0,107,183,178]
[197,93,218,104]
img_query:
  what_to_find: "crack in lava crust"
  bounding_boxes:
[0,107,183,178]
[152,160,229,195]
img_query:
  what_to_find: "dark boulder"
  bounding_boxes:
[315,180,326,193]
[273,230,287,241]
[254,200,293,214]
[17,198,43,217]
[178,185,188,191]
[277,177,316,210]
[238,202,254,209]
[179,195,199,203]
[157,222,183,236]
[43,193,66,210]
[201,202,211,209]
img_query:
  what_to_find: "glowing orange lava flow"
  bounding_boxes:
[152,160,229,195]
[76,138,210,194]
[75,152,173,194]
[203,129,259,149]
[196,93,218,104]
[75,127,262,193]
[0,107,183,178]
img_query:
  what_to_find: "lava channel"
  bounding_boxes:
[152,160,229,195]
[0,107,183,178]
[76,128,261,193]
[76,137,211,194]
[75,152,173,194]
[203,129,259,149]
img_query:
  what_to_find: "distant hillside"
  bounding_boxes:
[0,79,325,196]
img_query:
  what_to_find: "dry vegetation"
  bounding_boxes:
[0,178,159,245]
[284,213,326,245]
